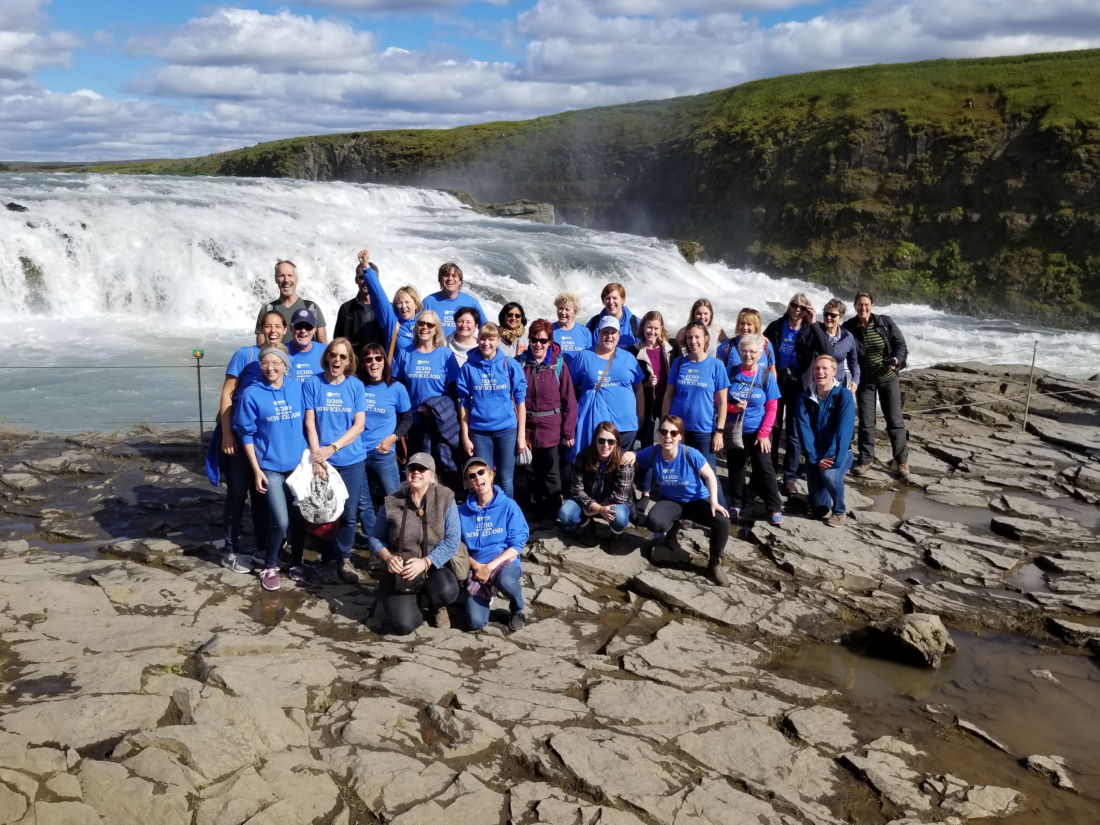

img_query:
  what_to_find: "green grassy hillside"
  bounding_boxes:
[85,49,1100,326]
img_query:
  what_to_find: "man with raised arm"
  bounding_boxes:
[255,260,328,345]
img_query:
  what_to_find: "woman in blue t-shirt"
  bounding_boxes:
[357,342,413,538]
[232,343,307,592]
[568,317,645,461]
[215,310,286,574]
[395,309,459,460]
[662,321,729,506]
[630,415,731,586]
[725,334,783,524]
[304,337,367,585]
[356,249,421,357]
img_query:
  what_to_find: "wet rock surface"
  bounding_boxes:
[0,361,1097,823]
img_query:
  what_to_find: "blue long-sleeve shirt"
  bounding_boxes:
[827,327,861,387]
[361,264,416,351]
[232,379,307,473]
[368,500,461,570]
[795,381,855,465]
[456,347,527,431]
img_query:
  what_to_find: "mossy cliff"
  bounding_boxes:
[105,49,1100,326]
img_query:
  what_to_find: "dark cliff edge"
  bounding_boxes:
[82,50,1100,328]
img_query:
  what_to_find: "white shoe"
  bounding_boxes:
[222,553,253,574]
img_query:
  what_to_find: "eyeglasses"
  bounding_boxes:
[465,467,487,480]
[531,337,550,345]
[363,355,384,364]
[595,437,616,446]
[658,428,680,438]
[417,322,435,329]
[823,312,840,319]
[329,353,349,361]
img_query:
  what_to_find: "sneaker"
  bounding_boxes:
[770,512,784,525]
[433,606,451,630]
[827,513,846,528]
[259,567,281,591]
[222,553,252,574]
[850,463,871,477]
[507,612,526,632]
[730,507,741,520]
[287,565,307,582]
[337,558,360,584]
[896,462,910,478]
[708,559,730,587]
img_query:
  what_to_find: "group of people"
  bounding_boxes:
[208,250,910,632]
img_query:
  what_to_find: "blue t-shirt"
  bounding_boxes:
[635,445,710,503]
[553,323,593,369]
[718,338,776,372]
[571,349,644,433]
[226,345,263,398]
[396,347,459,413]
[422,291,488,336]
[288,342,326,383]
[303,375,368,467]
[728,368,781,434]
[668,355,730,433]
[776,321,798,371]
[360,380,412,452]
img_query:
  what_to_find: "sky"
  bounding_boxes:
[3,0,1100,161]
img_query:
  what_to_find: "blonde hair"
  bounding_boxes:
[322,338,358,376]
[478,322,501,340]
[735,309,762,334]
[554,292,582,314]
[640,311,669,343]
[414,310,446,348]
[393,285,423,315]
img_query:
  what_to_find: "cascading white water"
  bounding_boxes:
[2,173,1099,432]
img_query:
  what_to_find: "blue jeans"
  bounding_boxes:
[469,428,518,499]
[322,460,364,562]
[220,448,260,556]
[254,469,303,569]
[807,450,854,516]
[684,430,726,507]
[358,449,401,538]
[557,500,631,534]
[465,561,524,629]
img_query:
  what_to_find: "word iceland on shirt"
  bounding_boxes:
[266,399,301,423]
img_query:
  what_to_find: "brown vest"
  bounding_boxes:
[382,483,454,560]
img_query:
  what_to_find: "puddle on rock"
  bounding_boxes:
[11,674,75,700]
[776,630,1100,819]
[248,589,309,626]
[870,487,994,530]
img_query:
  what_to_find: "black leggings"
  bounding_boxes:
[726,431,783,513]
[645,498,730,560]
[382,565,460,636]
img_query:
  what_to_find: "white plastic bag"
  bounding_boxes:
[287,449,348,524]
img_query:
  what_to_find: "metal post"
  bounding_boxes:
[195,359,204,440]
[1021,340,1037,433]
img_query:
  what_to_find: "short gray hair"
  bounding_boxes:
[824,298,846,317]
[738,333,765,355]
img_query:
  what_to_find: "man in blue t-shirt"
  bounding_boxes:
[421,262,488,337]
[288,308,326,383]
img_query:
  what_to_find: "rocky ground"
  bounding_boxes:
[0,362,1097,825]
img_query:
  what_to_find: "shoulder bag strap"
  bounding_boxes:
[386,325,399,366]
[593,347,617,395]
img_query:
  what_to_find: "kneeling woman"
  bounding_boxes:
[558,421,634,536]
[368,453,462,634]
[631,415,731,586]
[459,457,529,632]
[233,343,307,592]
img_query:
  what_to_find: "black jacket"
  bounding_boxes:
[763,316,831,393]
[842,313,908,373]
[334,297,386,353]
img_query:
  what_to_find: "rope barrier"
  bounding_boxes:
[904,385,1099,417]
[904,345,1038,371]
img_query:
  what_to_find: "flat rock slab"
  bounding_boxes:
[621,620,762,689]
[631,570,778,628]
[785,706,859,752]
[550,729,687,803]
[587,679,744,742]
[1,694,168,750]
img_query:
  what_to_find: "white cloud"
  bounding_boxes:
[6,0,1100,161]
[0,0,81,81]
[296,0,511,10]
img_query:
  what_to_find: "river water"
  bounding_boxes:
[2,173,1100,432]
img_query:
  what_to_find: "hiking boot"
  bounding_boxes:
[222,553,252,574]
[259,567,281,591]
[433,606,451,630]
[850,463,871,476]
[337,558,360,584]
[896,462,910,479]
[708,558,729,587]
[827,513,846,528]
[321,560,341,585]
[507,612,526,632]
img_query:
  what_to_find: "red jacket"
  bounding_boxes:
[522,343,578,449]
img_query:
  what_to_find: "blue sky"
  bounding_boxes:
[4,0,1100,161]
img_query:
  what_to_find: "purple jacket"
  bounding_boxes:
[522,343,578,449]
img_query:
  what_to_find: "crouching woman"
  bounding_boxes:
[460,456,529,632]
[368,452,463,634]
[558,421,634,536]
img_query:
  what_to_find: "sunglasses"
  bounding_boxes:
[408,465,430,474]
[740,307,759,315]
[531,337,550,345]
[788,303,807,311]
[465,467,488,480]
[596,437,616,446]
[329,353,350,361]
[506,312,523,319]
[417,321,436,329]
[363,355,384,364]
[823,312,840,319]
[294,324,315,331]
[658,428,680,437]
